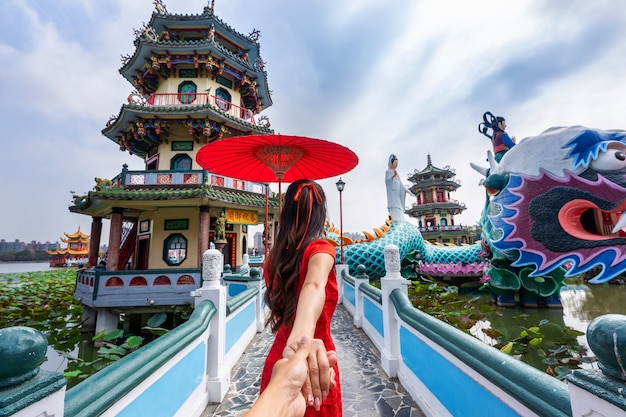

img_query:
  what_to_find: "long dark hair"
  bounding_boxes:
[264,179,327,332]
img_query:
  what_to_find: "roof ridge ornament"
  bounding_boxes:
[206,0,215,15]
[153,0,168,15]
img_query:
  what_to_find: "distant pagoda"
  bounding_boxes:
[47,228,90,267]
[405,154,477,245]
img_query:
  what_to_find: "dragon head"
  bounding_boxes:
[479,126,626,284]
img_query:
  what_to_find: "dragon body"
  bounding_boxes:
[326,219,484,280]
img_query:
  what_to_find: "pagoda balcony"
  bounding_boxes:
[111,167,269,195]
[144,92,256,125]
[411,199,466,208]
[74,268,202,308]
[418,225,468,233]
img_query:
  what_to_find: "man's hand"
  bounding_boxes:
[283,338,337,411]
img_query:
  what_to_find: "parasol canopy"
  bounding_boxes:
[196,134,359,255]
[196,134,359,183]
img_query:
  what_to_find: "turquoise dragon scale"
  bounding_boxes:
[325,219,483,280]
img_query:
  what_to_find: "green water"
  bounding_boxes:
[470,282,626,371]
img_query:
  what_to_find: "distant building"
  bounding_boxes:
[46,228,90,267]
[405,154,476,245]
[0,239,25,254]
[252,232,264,255]
[0,239,59,253]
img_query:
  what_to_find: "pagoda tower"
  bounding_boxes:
[47,227,90,267]
[405,154,476,245]
[71,1,275,275]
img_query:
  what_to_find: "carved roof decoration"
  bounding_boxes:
[102,102,272,158]
[408,154,458,183]
[120,8,271,110]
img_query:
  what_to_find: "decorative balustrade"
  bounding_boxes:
[145,92,256,125]
[110,168,269,195]
[74,268,202,308]
[418,225,469,233]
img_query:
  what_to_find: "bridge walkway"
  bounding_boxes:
[203,304,427,417]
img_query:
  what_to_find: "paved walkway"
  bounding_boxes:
[204,305,426,416]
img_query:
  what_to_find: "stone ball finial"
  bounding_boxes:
[587,314,626,381]
[0,326,48,388]
[250,267,261,280]
[355,264,369,280]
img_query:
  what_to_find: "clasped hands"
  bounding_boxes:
[282,337,337,412]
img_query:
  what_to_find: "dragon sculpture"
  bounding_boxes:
[326,124,626,306]
[325,219,483,280]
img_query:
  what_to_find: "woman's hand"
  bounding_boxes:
[283,338,337,411]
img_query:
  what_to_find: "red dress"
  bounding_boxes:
[260,240,342,416]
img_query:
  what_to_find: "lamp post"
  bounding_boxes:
[335,178,345,264]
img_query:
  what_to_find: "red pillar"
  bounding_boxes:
[107,207,123,271]
[88,217,103,267]
[198,205,211,267]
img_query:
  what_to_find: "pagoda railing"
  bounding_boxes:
[411,199,466,209]
[112,168,269,195]
[418,225,468,233]
[145,92,256,125]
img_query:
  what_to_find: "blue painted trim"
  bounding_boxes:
[343,283,355,307]
[64,301,216,417]
[228,283,248,297]
[363,297,384,337]
[390,289,571,417]
[226,301,255,353]
[359,282,382,304]
[226,287,258,316]
[117,342,206,417]
[400,327,519,416]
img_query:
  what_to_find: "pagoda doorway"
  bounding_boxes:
[137,235,150,270]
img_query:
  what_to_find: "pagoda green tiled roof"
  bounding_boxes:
[102,102,274,144]
[147,9,254,46]
[130,38,261,73]
[72,185,277,211]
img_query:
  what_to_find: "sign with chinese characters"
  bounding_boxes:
[225,209,258,225]
[164,219,189,230]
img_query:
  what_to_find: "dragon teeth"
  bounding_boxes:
[612,213,626,234]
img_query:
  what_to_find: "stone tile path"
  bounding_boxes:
[204,304,426,416]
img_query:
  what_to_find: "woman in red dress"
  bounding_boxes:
[260,179,342,416]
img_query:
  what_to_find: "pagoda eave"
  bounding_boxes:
[102,103,273,155]
[148,11,256,49]
[120,40,264,84]
[70,186,277,219]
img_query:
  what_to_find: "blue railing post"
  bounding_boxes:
[192,248,229,402]
[380,244,409,377]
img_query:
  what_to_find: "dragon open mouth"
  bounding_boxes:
[559,199,626,241]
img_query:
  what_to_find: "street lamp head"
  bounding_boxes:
[335,177,345,192]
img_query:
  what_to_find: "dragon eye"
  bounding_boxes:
[590,146,626,171]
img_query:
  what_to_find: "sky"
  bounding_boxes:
[1,0,626,245]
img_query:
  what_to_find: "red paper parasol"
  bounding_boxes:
[196,134,358,184]
[196,134,359,253]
